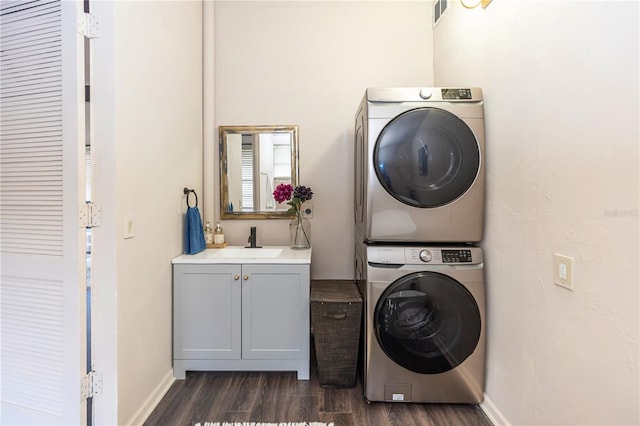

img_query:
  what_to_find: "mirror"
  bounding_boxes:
[219,125,299,219]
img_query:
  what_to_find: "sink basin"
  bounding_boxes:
[172,246,311,264]
[209,248,283,259]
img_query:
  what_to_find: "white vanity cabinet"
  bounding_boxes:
[172,248,311,380]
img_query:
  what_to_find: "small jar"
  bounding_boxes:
[214,222,225,244]
[204,222,213,244]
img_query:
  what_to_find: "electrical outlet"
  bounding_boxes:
[553,254,574,290]
[302,203,313,219]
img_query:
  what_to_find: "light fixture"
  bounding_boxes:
[460,0,492,9]
[460,0,481,8]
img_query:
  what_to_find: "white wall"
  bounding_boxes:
[93,1,203,423]
[434,1,639,425]
[207,1,433,279]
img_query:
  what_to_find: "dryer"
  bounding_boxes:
[354,87,485,243]
[363,245,486,403]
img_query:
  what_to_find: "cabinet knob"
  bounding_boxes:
[243,275,249,280]
[234,275,240,280]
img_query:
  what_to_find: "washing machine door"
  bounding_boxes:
[374,271,481,374]
[374,108,480,207]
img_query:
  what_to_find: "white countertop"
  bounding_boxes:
[172,246,312,264]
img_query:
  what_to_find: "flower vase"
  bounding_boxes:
[289,214,311,250]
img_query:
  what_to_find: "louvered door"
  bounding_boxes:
[1,1,86,424]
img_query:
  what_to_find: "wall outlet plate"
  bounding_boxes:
[302,203,313,219]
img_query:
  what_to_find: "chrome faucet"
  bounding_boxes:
[246,226,260,248]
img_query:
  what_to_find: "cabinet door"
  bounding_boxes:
[173,264,241,360]
[241,264,310,360]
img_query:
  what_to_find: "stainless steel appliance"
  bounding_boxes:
[354,87,485,244]
[362,245,486,403]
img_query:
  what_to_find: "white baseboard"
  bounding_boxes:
[125,369,175,426]
[480,393,511,426]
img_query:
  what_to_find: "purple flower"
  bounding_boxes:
[293,186,313,203]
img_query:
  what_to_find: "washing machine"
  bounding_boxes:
[354,87,485,243]
[363,245,485,403]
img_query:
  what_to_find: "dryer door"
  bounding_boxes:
[374,107,480,207]
[374,271,481,374]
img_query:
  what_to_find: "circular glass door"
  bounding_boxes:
[374,107,480,207]
[374,271,481,374]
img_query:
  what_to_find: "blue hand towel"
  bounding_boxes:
[185,206,206,254]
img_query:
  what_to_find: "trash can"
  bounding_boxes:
[311,280,362,388]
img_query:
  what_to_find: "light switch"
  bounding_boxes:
[553,254,574,290]
[124,215,135,239]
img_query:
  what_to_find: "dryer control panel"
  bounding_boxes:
[441,88,473,100]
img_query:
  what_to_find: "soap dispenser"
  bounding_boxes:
[214,222,225,244]
[204,222,213,244]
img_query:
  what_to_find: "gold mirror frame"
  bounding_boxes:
[219,125,299,219]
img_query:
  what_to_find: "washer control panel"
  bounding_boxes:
[367,246,483,265]
[441,249,473,263]
[403,247,481,265]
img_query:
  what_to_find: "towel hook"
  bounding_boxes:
[183,187,198,208]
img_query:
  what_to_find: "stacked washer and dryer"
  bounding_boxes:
[354,87,486,404]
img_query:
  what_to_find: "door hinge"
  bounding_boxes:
[77,12,100,38]
[80,371,103,401]
[80,202,102,228]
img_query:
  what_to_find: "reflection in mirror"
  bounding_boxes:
[220,125,299,219]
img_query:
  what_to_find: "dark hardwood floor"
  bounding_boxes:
[145,343,492,426]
